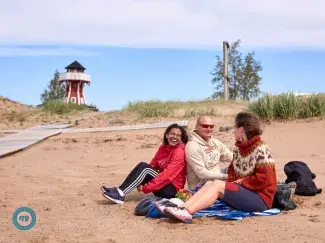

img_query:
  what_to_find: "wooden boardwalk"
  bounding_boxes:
[0,123,72,158]
[0,120,188,158]
[64,120,189,133]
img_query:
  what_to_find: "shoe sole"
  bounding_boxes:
[163,208,192,224]
[101,186,109,193]
[101,192,124,204]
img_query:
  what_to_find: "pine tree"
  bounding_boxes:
[40,70,65,103]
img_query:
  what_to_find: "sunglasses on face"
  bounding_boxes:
[199,124,214,129]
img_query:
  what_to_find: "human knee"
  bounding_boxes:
[205,181,213,186]
[212,180,223,188]
[137,162,147,167]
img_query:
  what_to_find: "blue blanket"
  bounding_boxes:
[147,200,281,220]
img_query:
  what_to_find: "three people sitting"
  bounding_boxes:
[101,112,277,224]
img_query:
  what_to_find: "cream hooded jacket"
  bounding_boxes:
[185,131,233,190]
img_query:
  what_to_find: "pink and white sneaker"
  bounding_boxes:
[163,207,193,224]
[155,200,178,215]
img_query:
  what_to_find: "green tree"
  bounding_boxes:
[40,70,65,103]
[210,39,263,100]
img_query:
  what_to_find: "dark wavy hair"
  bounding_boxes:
[235,112,262,140]
[163,123,188,145]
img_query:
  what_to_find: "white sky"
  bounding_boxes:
[1,0,325,50]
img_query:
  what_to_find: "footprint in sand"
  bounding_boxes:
[308,215,320,223]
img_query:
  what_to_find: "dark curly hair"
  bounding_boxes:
[235,112,262,140]
[163,123,188,145]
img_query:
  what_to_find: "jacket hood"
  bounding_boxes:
[188,131,210,146]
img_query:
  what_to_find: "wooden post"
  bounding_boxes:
[223,41,230,100]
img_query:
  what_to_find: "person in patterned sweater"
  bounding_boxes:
[156,112,277,224]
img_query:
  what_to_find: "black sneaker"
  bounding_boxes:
[101,186,114,193]
[102,187,125,204]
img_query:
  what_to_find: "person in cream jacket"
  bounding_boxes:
[185,116,233,190]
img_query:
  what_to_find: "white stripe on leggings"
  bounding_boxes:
[123,168,158,194]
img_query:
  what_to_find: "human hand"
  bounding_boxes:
[137,185,143,192]
[234,179,243,184]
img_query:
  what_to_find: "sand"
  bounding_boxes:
[0,117,324,243]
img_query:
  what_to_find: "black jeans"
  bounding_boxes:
[119,162,177,198]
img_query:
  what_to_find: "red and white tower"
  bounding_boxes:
[58,61,91,105]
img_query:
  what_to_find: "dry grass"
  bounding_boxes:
[124,99,248,118]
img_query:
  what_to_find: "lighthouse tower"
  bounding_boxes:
[58,61,91,105]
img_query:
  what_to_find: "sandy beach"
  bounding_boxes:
[0,117,324,243]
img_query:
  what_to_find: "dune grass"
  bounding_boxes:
[125,100,174,118]
[41,100,86,115]
[248,93,325,120]
[124,99,246,118]
[3,110,29,122]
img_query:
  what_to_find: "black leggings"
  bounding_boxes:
[119,162,177,199]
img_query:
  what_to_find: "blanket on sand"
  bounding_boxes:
[147,200,281,220]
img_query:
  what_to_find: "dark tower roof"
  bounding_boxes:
[65,61,86,70]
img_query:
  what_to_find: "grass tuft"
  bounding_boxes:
[41,101,86,115]
[248,92,325,120]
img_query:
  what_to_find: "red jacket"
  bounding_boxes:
[141,143,186,194]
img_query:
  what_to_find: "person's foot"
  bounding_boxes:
[101,186,114,193]
[102,187,125,204]
[163,207,192,224]
[155,200,178,215]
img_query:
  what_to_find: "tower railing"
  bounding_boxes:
[59,72,91,82]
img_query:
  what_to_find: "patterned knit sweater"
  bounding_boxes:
[227,136,277,208]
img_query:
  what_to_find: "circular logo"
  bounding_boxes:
[12,207,36,230]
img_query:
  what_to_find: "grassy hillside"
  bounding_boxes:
[1,92,324,130]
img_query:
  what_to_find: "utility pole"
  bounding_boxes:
[223,41,230,100]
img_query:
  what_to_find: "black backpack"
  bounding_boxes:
[284,161,322,196]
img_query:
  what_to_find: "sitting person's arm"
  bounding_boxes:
[148,145,164,170]
[142,146,185,194]
[219,142,233,164]
[227,161,237,182]
[185,143,227,181]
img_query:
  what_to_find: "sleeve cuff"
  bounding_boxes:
[141,186,150,194]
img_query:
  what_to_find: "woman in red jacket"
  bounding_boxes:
[101,123,188,204]
[157,112,277,223]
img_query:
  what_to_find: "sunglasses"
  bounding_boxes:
[199,124,214,129]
